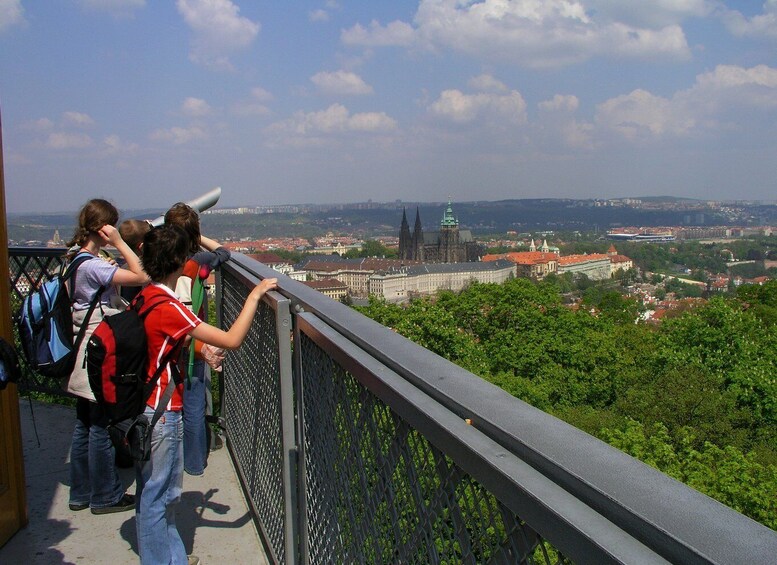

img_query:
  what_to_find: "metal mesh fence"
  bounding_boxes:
[298,331,565,565]
[220,269,287,564]
[7,248,71,396]
[12,249,772,563]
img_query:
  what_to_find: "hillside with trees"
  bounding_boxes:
[355,279,777,530]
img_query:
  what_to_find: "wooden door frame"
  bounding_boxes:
[0,105,28,547]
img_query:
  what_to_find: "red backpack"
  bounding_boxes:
[86,294,168,423]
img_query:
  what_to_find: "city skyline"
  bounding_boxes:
[1,1,777,214]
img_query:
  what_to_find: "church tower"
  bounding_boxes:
[399,208,412,260]
[412,207,424,261]
[439,200,459,263]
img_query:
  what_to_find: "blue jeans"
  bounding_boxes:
[69,398,123,508]
[183,358,208,475]
[135,407,186,565]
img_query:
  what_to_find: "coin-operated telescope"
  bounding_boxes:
[148,186,222,227]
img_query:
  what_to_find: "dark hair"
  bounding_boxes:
[67,199,119,247]
[141,225,190,282]
[164,202,200,255]
[118,219,152,255]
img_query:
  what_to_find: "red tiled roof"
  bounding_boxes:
[558,253,609,266]
[303,278,347,290]
[483,251,557,265]
[247,252,286,264]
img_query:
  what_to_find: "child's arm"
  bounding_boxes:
[189,278,278,349]
[199,234,222,252]
[99,224,149,286]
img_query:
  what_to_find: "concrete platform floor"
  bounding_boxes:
[0,399,269,565]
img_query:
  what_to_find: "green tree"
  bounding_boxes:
[345,239,397,259]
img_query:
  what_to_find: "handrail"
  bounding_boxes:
[226,252,777,564]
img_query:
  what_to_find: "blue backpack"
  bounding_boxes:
[17,253,104,380]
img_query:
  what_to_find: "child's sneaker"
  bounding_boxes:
[91,493,135,515]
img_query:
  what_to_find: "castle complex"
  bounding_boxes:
[398,201,483,263]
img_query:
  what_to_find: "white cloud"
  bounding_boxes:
[102,134,139,155]
[468,74,508,93]
[309,9,329,23]
[22,118,54,131]
[311,70,374,96]
[177,0,260,70]
[232,87,273,116]
[77,0,146,17]
[63,111,96,127]
[149,125,207,144]
[341,19,415,47]
[587,0,712,28]
[46,132,94,149]
[539,94,579,113]
[595,89,686,139]
[721,1,777,40]
[0,0,24,32]
[250,86,273,102]
[264,103,397,146]
[343,0,692,67]
[429,89,528,124]
[233,103,271,117]
[594,65,777,140]
[535,95,593,149]
[181,97,212,117]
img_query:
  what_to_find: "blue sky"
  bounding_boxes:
[1,0,777,214]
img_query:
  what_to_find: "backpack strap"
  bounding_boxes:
[67,253,107,357]
[72,285,106,357]
[141,338,184,434]
[133,289,186,418]
[62,252,96,300]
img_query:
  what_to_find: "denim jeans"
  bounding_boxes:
[69,397,123,508]
[136,407,186,565]
[183,358,208,476]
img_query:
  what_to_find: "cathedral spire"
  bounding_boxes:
[399,208,412,260]
[441,199,458,227]
[412,207,424,262]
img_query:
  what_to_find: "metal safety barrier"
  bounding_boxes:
[217,253,777,565]
[8,247,70,395]
[8,248,777,564]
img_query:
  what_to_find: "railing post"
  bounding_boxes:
[274,295,298,565]
[292,309,309,564]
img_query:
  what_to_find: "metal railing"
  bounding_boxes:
[8,247,70,395]
[8,248,777,564]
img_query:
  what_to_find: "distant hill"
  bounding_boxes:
[8,198,776,244]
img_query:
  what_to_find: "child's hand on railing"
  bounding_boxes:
[250,278,278,303]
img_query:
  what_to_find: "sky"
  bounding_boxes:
[1,0,777,214]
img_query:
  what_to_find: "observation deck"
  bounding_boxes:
[3,247,777,564]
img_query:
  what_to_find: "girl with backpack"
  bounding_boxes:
[134,224,276,565]
[65,198,148,514]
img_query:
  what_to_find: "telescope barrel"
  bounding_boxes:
[148,186,222,227]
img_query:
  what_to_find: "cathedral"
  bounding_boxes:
[398,201,483,263]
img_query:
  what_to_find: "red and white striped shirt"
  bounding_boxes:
[140,283,201,412]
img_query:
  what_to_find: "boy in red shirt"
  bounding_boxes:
[135,225,277,565]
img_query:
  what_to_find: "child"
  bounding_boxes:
[65,199,148,515]
[134,224,276,565]
[164,202,230,476]
[118,219,152,303]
